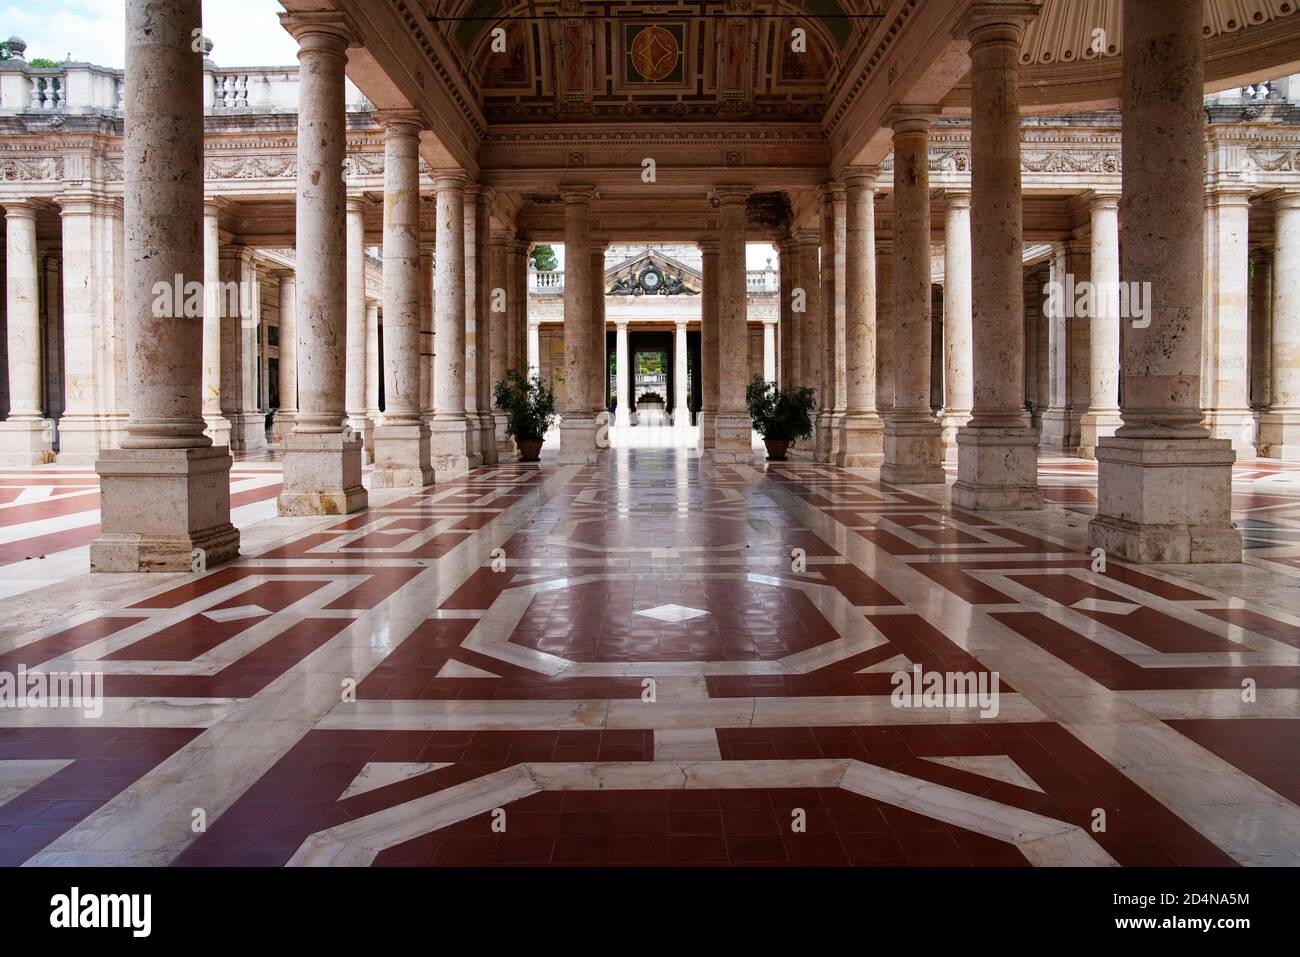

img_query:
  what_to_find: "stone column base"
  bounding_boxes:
[813,412,834,463]
[0,419,53,466]
[56,414,126,466]
[480,415,498,465]
[1086,436,1241,564]
[939,411,972,462]
[371,422,434,488]
[834,413,885,467]
[229,412,268,453]
[278,431,368,516]
[707,411,753,463]
[1204,409,1257,456]
[672,407,691,428]
[1076,410,1121,459]
[90,445,240,572]
[559,414,603,464]
[880,417,944,484]
[1258,410,1300,460]
[466,416,484,468]
[494,413,517,461]
[952,426,1043,510]
[698,411,716,448]
[1038,408,1073,451]
[430,415,473,475]
[204,413,233,450]
[270,411,295,445]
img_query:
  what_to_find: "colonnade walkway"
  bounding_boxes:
[0,449,1297,865]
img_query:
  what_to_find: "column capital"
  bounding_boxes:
[944,189,971,209]
[272,268,296,284]
[2,200,39,219]
[1088,189,1120,210]
[1206,184,1254,207]
[843,166,881,191]
[202,196,235,219]
[376,109,425,138]
[884,104,938,134]
[793,227,820,246]
[476,185,496,207]
[712,185,752,207]
[432,170,469,192]
[698,237,721,253]
[1271,190,1300,213]
[278,11,356,52]
[345,192,374,214]
[955,2,1040,44]
[560,186,597,206]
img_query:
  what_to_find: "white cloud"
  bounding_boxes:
[3,0,297,68]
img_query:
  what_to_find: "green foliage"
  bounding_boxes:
[530,244,557,272]
[746,375,815,443]
[29,57,60,68]
[636,352,666,374]
[493,369,556,441]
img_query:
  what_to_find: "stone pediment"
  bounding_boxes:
[605,249,700,296]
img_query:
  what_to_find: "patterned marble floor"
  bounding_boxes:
[0,448,1298,866]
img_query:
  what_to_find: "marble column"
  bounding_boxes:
[277,11,366,516]
[216,245,260,452]
[527,320,541,380]
[558,188,599,462]
[200,201,231,447]
[462,185,484,466]
[1039,242,1073,449]
[0,201,51,464]
[273,270,297,442]
[698,239,720,447]
[372,112,433,487]
[364,301,380,423]
[590,243,609,428]
[676,319,692,428]
[1202,187,1257,454]
[91,0,238,570]
[475,188,497,465]
[1077,193,1123,456]
[507,240,526,376]
[815,184,845,463]
[762,320,776,385]
[1259,193,1300,457]
[1088,0,1239,563]
[836,168,885,466]
[875,243,894,424]
[881,109,943,484]
[777,237,799,389]
[939,191,973,458]
[1249,247,1272,416]
[490,230,515,458]
[56,196,128,464]
[420,239,435,430]
[791,228,822,458]
[712,186,753,461]
[1064,238,1092,451]
[344,194,371,454]
[615,319,631,429]
[431,172,472,475]
[953,5,1041,510]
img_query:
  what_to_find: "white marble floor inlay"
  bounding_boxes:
[0,759,74,810]
[435,659,499,679]
[920,755,1045,793]
[340,762,454,800]
[203,604,271,623]
[634,603,709,623]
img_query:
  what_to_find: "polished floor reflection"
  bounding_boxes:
[0,448,1298,866]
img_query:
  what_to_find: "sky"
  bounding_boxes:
[3,0,298,67]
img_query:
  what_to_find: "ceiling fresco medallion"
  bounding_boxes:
[629,25,680,81]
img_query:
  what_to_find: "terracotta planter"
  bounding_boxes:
[763,437,790,461]
[517,437,544,462]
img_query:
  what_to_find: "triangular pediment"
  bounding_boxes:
[605,249,701,297]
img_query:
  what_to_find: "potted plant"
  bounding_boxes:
[746,375,815,462]
[493,369,557,462]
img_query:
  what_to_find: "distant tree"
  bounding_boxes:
[29,58,60,68]
[530,244,558,271]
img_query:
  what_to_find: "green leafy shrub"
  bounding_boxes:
[745,375,815,443]
[493,369,556,441]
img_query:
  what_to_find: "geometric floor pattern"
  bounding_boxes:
[1,449,1298,866]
